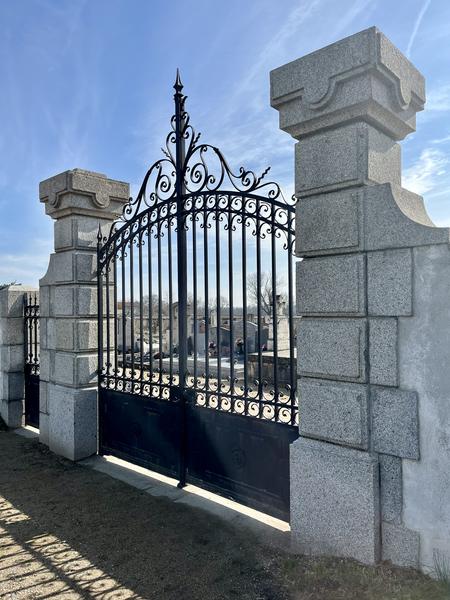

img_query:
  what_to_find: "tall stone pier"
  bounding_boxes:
[271,27,450,569]
[39,169,128,460]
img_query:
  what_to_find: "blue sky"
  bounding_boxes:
[1,0,450,285]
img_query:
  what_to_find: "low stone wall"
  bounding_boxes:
[0,285,38,427]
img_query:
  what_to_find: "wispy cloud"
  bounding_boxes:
[426,84,450,112]
[0,251,51,286]
[403,147,449,195]
[406,0,432,58]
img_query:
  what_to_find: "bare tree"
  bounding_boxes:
[247,272,286,316]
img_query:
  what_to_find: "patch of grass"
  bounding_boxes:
[431,550,450,598]
[279,554,450,599]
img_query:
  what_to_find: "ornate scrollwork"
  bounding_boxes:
[97,73,298,427]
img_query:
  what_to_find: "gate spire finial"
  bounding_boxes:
[174,68,183,93]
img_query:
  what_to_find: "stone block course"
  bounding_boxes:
[382,522,419,568]
[369,318,398,386]
[51,286,75,316]
[296,190,362,257]
[290,437,380,564]
[372,387,419,459]
[297,318,367,382]
[295,123,401,196]
[298,379,368,449]
[296,254,365,316]
[48,385,97,461]
[75,252,96,282]
[379,454,402,525]
[368,248,412,316]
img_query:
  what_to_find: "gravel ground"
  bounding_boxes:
[0,430,447,600]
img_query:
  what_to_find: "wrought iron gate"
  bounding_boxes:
[97,73,298,520]
[24,293,40,428]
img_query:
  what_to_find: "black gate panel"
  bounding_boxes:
[24,365,40,429]
[97,74,299,521]
[186,405,297,521]
[100,388,184,480]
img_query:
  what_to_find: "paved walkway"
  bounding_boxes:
[0,431,446,600]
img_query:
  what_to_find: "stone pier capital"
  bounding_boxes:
[270,27,425,140]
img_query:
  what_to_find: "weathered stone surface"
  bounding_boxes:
[0,285,37,318]
[40,169,129,220]
[296,190,362,257]
[296,255,365,316]
[298,379,368,449]
[0,399,23,428]
[40,380,48,414]
[0,317,26,346]
[379,454,402,524]
[39,412,49,445]
[48,385,97,461]
[77,286,97,316]
[295,123,400,196]
[41,252,74,285]
[270,27,425,141]
[364,184,450,250]
[51,286,75,316]
[40,285,50,317]
[55,216,113,251]
[368,249,412,316]
[75,252,96,282]
[372,387,419,459]
[369,318,398,386]
[39,349,50,382]
[382,522,419,568]
[0,345,24,372]
[297,318,367,382]
[0,372,24,401]
[76,321,98,351]
[290,437,380,564]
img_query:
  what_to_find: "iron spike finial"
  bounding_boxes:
[97,223,102,243]
[174,68,183,93]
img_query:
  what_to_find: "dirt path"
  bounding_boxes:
[0,431,447,600]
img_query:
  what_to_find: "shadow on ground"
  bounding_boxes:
[0,431,447,600]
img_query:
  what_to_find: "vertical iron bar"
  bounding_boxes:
[139,236,144,394]
[271,205,279,421]
[130,237,135,392]
[241,200,248,415]
[174,73,188,390]
[215,204,221,406]
[33,293,38,370]
[203,205,210,407]
[113,257,118,390]
[148,224,154,387]
[121,247,127,390]
[105,259,111,386]
[192,211,198,388]
[287,213,296,425]
[228,195,234,410]
[157,226,163,387]
[168,219,174,383]
[256,198,263,416]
